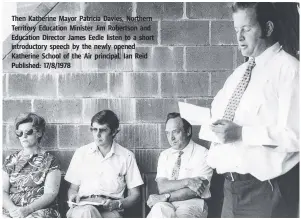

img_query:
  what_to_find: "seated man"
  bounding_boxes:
[65,110,144,218]
[147,112,213,218]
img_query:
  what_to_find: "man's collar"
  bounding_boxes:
[89,142,99,153]
[170,139,194,155]
[252,42,282,67]
[89,141,117,157]
[106,141,116,157]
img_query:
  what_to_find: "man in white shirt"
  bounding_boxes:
[147,113,213,218]
[204,2,299,217]
[65,110,144,218]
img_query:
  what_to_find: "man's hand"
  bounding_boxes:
[68,194,81,208]
[186,177,208,197]
[210,119,242,144]
[103,199,119,211]
[9,206,32,218]
[147,194,167,208]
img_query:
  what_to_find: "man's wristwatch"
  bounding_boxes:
[164,193,171,202]
[117,200,123,210]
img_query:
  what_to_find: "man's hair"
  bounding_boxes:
[165,112,192,138]
[15,112,46,143]
[91,110,119,133]
[231,2,279,41]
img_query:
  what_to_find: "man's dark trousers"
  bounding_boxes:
[272,163,299,218]
[221,164,299,218]
[221,176,281,217]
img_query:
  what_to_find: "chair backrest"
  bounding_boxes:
[206,171,224,218]
[123,185,143,218]
[141,173,158,217]
[57,177,70,218]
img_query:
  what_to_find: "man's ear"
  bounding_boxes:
[187,127,192,137]
[112,128,120,138]
[265,21,274,37]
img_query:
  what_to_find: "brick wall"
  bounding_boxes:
[3,2,243,174]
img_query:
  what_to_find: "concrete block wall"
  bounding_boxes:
[3,2,243,174]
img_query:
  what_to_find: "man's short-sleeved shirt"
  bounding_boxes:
[156,140,213,199]
[65,141,144,199]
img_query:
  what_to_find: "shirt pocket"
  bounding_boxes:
[99,170,125,194]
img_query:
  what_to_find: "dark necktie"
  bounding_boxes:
[223,58,256,121]
[171,151,184,180]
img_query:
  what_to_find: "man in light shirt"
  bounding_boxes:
[147,113,213,218]
[65,110,144,218]
[205,2,299,217]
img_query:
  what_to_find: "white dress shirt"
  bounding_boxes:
[205,42,299,181]
[65,141,144,198]
[156,140,213,199]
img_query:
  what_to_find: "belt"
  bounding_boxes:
[224,172,257,182]
[81,194,118,200]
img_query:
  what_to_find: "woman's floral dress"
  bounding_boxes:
[3,150,61,218]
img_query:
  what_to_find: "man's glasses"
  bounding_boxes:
[15,129,34,138]
[90,127,108,133]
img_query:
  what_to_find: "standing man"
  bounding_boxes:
[205,2,299,217]
[147,113,213,218]
[65,110,144,218]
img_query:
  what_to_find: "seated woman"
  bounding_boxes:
[3,112,61,218]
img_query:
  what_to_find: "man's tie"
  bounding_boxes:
[171,151,184,180]
[223,58,256,121]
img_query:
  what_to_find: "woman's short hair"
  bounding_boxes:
[15,112,46,143]
[91,110,120,134]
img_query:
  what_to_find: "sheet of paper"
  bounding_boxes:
[178,101,221,143]
[178,102,211,125]
[198,125,222,143]
[67,200,105,206]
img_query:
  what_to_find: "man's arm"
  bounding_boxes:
[65,147,83,208]
[147,182,210,208]
[67,183,80,207]
[148,176,210,207]
[156,177,188,194]
[147,188,198,208]
[103,186,141,211]
[156,177,207,195]
[121,186,140,208]
[167,187,200,202]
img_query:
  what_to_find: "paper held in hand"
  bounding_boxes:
[178,102,221,143]
[178,102,211,125]
[67,200,105,206]
[198,125,222,143]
